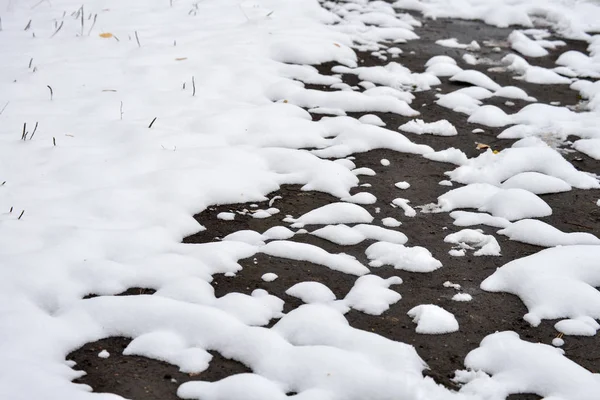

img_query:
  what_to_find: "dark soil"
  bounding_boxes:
[68,8,600,400]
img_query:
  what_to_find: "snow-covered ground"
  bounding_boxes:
[1,0,600,399]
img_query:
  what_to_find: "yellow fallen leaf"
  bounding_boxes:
[283,100,288,103]
[493,150,499,154]
[99,32,113,38]
[175,57,187,61]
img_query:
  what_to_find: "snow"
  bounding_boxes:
[444,229,502,256]
[399,119,458,136]
[450,70,502,92]
[311,224,408,246]
[501,172,572,194]
[426,62,464,77]
[343,275,402,315]
[262,241,369,276]
[394,181,410,189]
[481,246,600,326]
[392,198,417,217]
[478,188,552,221]
[430,184,552,221]
[359,114,386,127]
[508,30,549,57]
[2,0,600,398]
[467,105,511,127]
[573,138,600,160]
[436,38,480,50]
[261,273,279,282]
[498,219,600,247]
[452,293,473,302]
[286,203,374,227]
[97,350,110,359]
[424,148,469,165]
[382,217,402,227]
[554,317,600,336]
[552,337,565,347]
[407,305,459,334]
[447,147,599,189]
[449,211,511,229]
[366,242,442,272]
[286,282,336,304]
[380,158,391,166]
[459,331,600,400]
[218,212,236,221]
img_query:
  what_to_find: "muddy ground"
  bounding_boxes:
[69,11,600,400]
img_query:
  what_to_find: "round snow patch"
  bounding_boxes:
[380,159,390,166]
[98,350,110,359]
[261,273,278,282]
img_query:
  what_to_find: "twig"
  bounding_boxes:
[0,101,8,116]
[148,117,157,128]
[51,21,63,37]
[87,14,97,36]
[192,76,196,96]
[80,5,84,36]
[135,30,141,47]
[29,122,38,140]
[28,58,33,68]
[24,19,31,31]
[9,206,13,213]
[1,181,5,186]
[0,16,2,31]
[182,82,186,90]
[21,123,27,140]
[120,101,123,120]
[53,137,56,146]
[17,210,24,220]
[47,85,53,100]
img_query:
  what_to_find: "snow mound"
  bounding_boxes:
[287,203,374,227]
[366,242,442,272]
[555,316,600,336]
[501,172,572,194]
[407,305,459,334]
[444,229,502,256]
[343,275,402,315]
[399,119,458,136]
[478,188,552,221]
[286,282,336,304]
[459,331,600,400]
[498,219,600,247]
[450,70,502,91]
[481,246,600,326]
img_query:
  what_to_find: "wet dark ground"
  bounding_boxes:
[69,10,600,400]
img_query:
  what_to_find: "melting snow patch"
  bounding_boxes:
[436,38,480,50]
[452,293,473,302]
[286,203,374,227]
[382,217,402,227]
[217,212,236,221]
[380,158,391,166]
[343,275,403,315]
[399,119,458,136]
[366,242,442,272]
[445,229,501,256]
[450,70,502,91]
[392,198,417,217]
[394,181,411,189]
[261,273,278,282]
[407,305,459,334]
[498,219,600,247]
[554,317,600,336]
[459,331,600,400]
[481,245,600,326]
[286,282,336,304]
[98,350,110,359]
